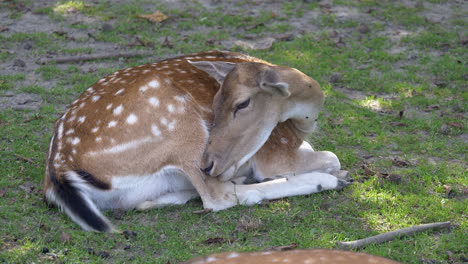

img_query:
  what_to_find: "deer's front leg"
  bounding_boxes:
[185,167,238,211]
[235,172,348,206]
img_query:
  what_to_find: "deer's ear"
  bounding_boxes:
[188,60,236,84]
[258,69,290,97]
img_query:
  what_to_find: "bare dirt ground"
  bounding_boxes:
[0,1,466,263]
[1,0,465,110]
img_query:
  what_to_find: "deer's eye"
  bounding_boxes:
[234,98,250,116]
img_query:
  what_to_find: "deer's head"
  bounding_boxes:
[190,60,324,181]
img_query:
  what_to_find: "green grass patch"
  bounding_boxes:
[0,74,25,91]
[0,0,466,263]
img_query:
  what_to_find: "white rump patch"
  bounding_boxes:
[126,114,138,125]
[113,104,124,115]
[108,120,118,128]
[148,97,159,107]
[148,80,160,88]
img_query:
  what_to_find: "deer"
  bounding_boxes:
[43,50,350,232]
[182,249,401,264]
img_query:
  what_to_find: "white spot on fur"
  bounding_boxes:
[65,129,74,135]
[148,80,160,88]
[206,257,217,263]
[174,95,186,103]
[126,114,138,125]
[108,120,118,128]
[115,88,125,95]
[160,119,176,131]
[71,137,80,145]
[177,106,185,113]
[167,104,174,113]
[106,103,113,110]
[148,97,159,107]
[78,116,86,123]
[142,69,151,73]
[139,85,148,93]
[280,137,289,144]
[57,122,64,139]
[227,253,240,259]
[96,137,102,142]
[113,105,123,115]
[91,137,153,155]
[91,127,99,133]
[92,95,100,102]
[151,124,161,136]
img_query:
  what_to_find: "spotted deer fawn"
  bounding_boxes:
[183,249,401,264]
[44,50,349,232]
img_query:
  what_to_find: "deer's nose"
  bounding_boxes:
[200,161,214,175]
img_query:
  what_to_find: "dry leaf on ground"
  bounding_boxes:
[137,11,169,23]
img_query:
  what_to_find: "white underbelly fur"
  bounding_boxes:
[81,166,196,209]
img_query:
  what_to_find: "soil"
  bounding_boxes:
[0,0,466,111]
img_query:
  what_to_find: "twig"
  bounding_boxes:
[192,208,212,215]
[15,154,34,163]
[37,51,157,64]
[336,221,451,250]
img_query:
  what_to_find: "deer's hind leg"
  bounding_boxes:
[254,140,346,181]
[232,140,350,205]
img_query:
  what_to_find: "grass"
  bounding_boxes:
[0,0,467,263]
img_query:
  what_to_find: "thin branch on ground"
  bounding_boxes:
[336,221,451,250]
[37,51,158,64]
